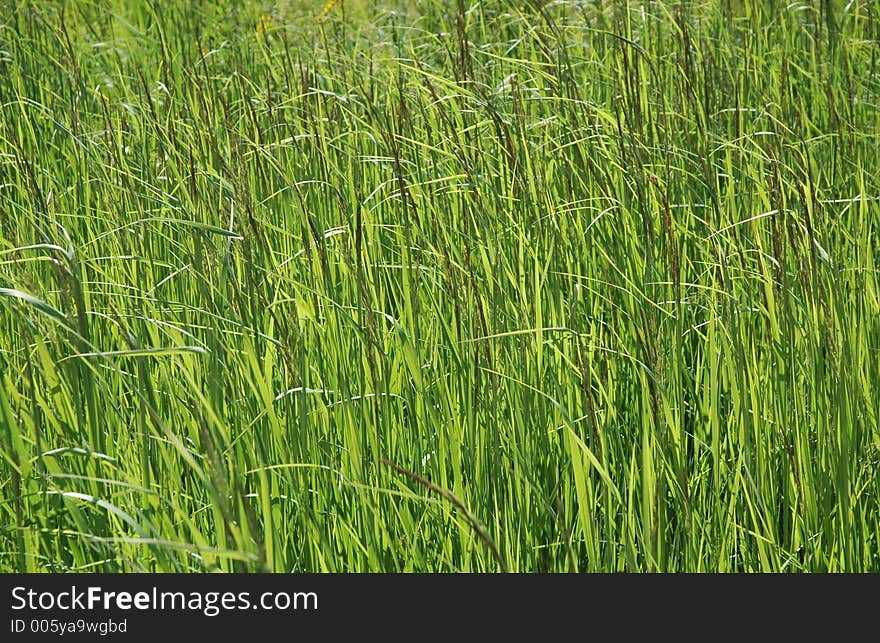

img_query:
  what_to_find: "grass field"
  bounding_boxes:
[1,0,878,572]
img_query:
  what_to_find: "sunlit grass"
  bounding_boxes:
[1,0,878,572]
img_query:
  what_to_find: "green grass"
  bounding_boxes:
[1,0,878,572]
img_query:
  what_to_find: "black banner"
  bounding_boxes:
[1,574,876,639]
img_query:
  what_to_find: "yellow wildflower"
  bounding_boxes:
[256,14,274,37]
[319,0,336,20]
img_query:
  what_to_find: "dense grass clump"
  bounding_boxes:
[1,0,878,572]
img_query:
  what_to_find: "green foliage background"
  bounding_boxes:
[1,0,878,571]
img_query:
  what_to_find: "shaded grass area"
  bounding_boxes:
[1,0,878,571]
